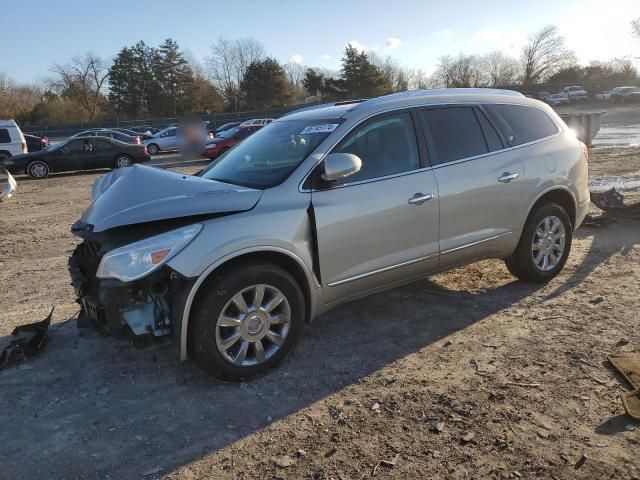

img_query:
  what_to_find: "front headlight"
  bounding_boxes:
[96,224,202,282]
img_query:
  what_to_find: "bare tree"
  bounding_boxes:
[0,73,43,120]
[483,51,520,87]
[48,53,109,120]
[206,37,265,110]
[434,54,488,88]
[368,52,411,92]
[283,62,306,88]
[521,25,576,85]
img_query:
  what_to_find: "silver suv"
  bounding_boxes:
[69,89,589,380]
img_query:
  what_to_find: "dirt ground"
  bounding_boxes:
[1,114,640,479]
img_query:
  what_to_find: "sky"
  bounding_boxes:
[2,0,639,83]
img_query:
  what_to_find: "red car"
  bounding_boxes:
[201,125,262,159]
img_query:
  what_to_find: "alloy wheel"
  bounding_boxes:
[531,215,566,272]
[215,284,291,366]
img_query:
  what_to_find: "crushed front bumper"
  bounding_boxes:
[68,243,194,348]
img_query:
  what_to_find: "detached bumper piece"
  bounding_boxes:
[69,243,192,349]
[590,188,640,220]
[0,308,52,370]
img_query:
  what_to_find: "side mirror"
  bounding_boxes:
[321,153,362,182]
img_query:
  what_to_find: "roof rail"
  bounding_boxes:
[358,88,525,108]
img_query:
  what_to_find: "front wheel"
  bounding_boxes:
[189,262,305,380]
[27,160,50,179]
[147,143,159,155]
[505,203,572,283]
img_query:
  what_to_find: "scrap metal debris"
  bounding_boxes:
[0,308,53,370]
[582,212,615,227]
[608,353,640,420]
[590,188,640,219]
[0,168,17,202]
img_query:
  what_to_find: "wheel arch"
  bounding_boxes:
[523,186,577,231]
[179,247,317,361]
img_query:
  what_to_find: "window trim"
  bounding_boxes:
[298,101,561,192]
[302,108,427,191]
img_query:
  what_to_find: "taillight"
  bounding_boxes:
[144,146,148,154]
[580,141,589,161]
[136,137,141,144]
[21,142,26,151]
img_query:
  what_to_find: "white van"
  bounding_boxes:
[0,120,28,160]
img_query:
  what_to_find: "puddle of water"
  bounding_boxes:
[592,124,640,148]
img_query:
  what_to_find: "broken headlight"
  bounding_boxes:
[96,224,202,282]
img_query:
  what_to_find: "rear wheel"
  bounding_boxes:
[147,143,159,155]
[26,160,50,179]
[189,262,305,380]
[114,154,132,168]
[505,203,572,283]
[0,151,11,163]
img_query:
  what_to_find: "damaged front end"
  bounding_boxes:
[69,221,199,348]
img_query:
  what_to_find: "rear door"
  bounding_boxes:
[311,110,440,303]
[418,105,524,265]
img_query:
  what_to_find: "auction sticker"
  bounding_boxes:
[300,124,340,134]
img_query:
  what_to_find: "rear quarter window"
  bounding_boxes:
[487,104,558,145]
[0,129,11,143]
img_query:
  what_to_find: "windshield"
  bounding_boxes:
[199,118,344,189]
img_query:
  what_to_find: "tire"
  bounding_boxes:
[114,154,132,168]
[147,144,159,155]
[189,262,305,381]
[505,203,573,283]
[0,151,11,162]
[26,160,50,179]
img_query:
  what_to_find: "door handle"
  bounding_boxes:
[408,193,434,205]
[498,172,519,183]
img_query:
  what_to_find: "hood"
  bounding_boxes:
[78,164,262,233]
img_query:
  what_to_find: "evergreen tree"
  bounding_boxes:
[240,58,292,109]
[340,44,391,98]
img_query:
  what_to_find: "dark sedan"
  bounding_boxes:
[201,125,261,159]
[72,129,141,144]
[4,136,151,179]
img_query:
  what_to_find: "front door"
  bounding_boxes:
[53,139,93,172]
[311,111,440,303]
[418,105,524,265]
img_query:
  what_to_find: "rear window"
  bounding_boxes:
[487,104,558,145]
[0,129,10,143]
[420,107,488,165]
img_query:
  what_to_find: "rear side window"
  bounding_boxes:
[420,107,488,165]
[476,109,503,151]
[0,129,10,143]
[487,104,558,145]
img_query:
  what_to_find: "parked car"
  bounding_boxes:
[24,134,49,152]
[214,122,241,136]
[112,128,153,141]
[240,118,274,127]
[201,125,262,159]
[143,126,178,155]
[4,136,150,179]
[595,91,613,101]
[68,89,589,380]
[130,125,161,135]
[562,86,588,102]
[72,129,141,144]
[536,91,551,100]
[0,119,28,161]
[611,86,640,103]
[545,93,570,107]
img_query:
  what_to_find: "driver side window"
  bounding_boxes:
[330,112,420,183]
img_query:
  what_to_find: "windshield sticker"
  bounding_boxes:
[299,123,340,135]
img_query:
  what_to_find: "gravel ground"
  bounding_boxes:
[0,140,639,479]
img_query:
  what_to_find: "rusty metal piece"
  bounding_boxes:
[590,188,640,219]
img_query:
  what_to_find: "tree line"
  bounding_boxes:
[1,19,639,126]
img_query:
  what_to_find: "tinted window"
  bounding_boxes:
[0,129,10,143]
[476,109,503,151]
[64,139,92,152]
[331,112,419,182]
[421,107,488,164]
[488,104,558,145]
[94,139,113,151]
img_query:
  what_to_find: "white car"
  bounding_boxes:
[239,118,274,127]
[0,120,28,161]
[562,86,588,102]
[595,91,612,101]
[143,126,178,155]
